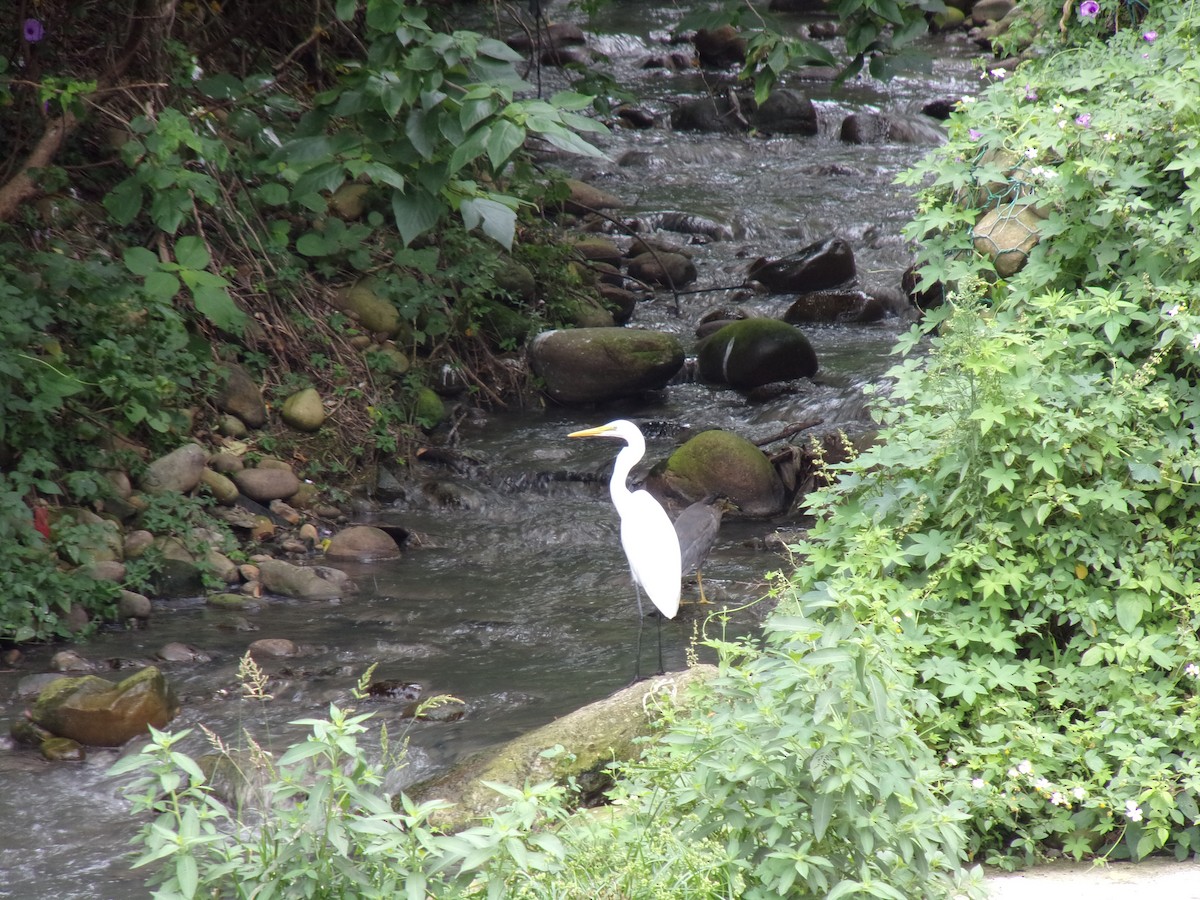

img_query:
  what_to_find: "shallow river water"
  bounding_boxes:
[0,5,984,897]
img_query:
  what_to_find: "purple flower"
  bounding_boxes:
[1143,31,1158,43]
[22,18,44,42]
[1024,84,1038,102]
[968,128,982,141]
[1078,0,1100,20]
[1076,113,1092,127]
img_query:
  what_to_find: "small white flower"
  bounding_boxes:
[1007,767,1019,779]
[1104,132,1117,142]
[990,68,1007,79]
[1052,103,1064,113]
[1057,119,1068,129]
[1166,304,1181,317]
[1051,791,1066,806]
[972,777,986,790]
[1024,147,1038,159]
[1018,760,1033,775]
[946,756,958,767]
[1186,662,1200,677]
[1073,787,1087,800]
[1124,799,1144,822]
[1035,777,1051,790]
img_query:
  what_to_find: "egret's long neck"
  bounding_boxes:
[609,435,643,507]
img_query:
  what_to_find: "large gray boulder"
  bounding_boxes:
[406,666,717,830]
[696,319,818,390]
[528,328,684,405]
[325,525,401,561]
[141,443,208,495]
[216,362,267,428]
[257,558,353,600]
[647,430,789,517]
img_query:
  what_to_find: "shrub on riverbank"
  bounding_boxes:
[794,4,1200,865]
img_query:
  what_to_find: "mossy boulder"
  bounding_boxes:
[413,387,445,427]
[528,327,684,404]
[696,318,818,389]
[30,666,179,747]
[336,279,400,336]
[647,429,788,517]
[406,665,716,830]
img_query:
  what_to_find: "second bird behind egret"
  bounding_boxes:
[568,419,681,676]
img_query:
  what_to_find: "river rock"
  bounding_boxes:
[505,21,585,53]
[200,468,239,506]
[216,362,267,428]
[157,642,212,662]
[647,430,788,517]
[328,183,371,220]
[493,258,537,302]
[598,284,637,324]
[233,467,301,503]
[626,251,697,288]
[972,0,1015,24]
[572,236,623,265]
[527,328,684,404]
[280,387,326,432]
[973,202,1044,278]
[670,94,747,133]
[749,89,818,136]
[208,451,244,474]
[407,665,717,830]
[82,559,126,583]
[559,179,622,216]
[903,264,946,312]
[696,319,818,389]
[41,736,86,762]
[118,589,153,622]
[30,666,179,747]
[337,279,400,336]
[124,529,154,558]
[325,525,401,561]
[694,25,746,68]
[749,236,856,293]
[218,415,249,438]
[256,558,353,600]
[248,638,300,659]
[51,650,94,672]
[839,112,947,146]
[141,443,208,495]
[783,289,886,324]
[150,536,205,597]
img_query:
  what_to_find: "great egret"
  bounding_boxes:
[568,419,680,676]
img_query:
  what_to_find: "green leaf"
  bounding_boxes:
[191,285,246,335]
[392,188,442,246]
[486,119,525,170]
[254,183,290,206]
[144,271,181,302]
[295,232,332,257]
[123,246,160,277]
[1115,595,1145,632]
[460,196,515,249]
[104,178,143,225]
[174,236,210,270]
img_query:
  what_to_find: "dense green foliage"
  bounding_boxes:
[806,4,1200,864]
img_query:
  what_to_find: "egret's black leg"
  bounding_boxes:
[656,611,665,675]
[633,582,646,682]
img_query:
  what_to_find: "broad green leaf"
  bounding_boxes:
[144,271,181,302]
[1115,595,1145,631]
[191,285,246,335]
[460,196,515,249]
[174,235,209,270]
[123,246,160,277]
[392,188,442,246]
[486,119,525,170]
[254,182,290,206]
[295,232,332,257]
[104,178,143,225]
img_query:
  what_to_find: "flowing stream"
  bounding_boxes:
[0,7,983,897]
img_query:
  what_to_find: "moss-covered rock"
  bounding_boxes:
[406,665,717,830]
[528,327,684,404]
[696,318,818,389]
[280,387,326,432]
[647,429,788,517]
[31,666,179,747]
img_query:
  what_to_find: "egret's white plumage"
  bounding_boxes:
[568,419,681,620]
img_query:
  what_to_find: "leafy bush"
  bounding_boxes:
[791,7,1200,864]
[613,594,981,898]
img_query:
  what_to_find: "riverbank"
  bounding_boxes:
[987,858,1200,899]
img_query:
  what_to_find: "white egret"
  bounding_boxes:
[568,419,680,675]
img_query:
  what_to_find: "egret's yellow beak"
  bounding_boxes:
[568,424,616,438]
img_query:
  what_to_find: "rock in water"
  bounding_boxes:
[31,667,179,747]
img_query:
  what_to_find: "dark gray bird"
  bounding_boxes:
[673,495,732,604]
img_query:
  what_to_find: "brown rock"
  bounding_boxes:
[31,667,179,747]
[325,525,401,561]
[233,468,301,503]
